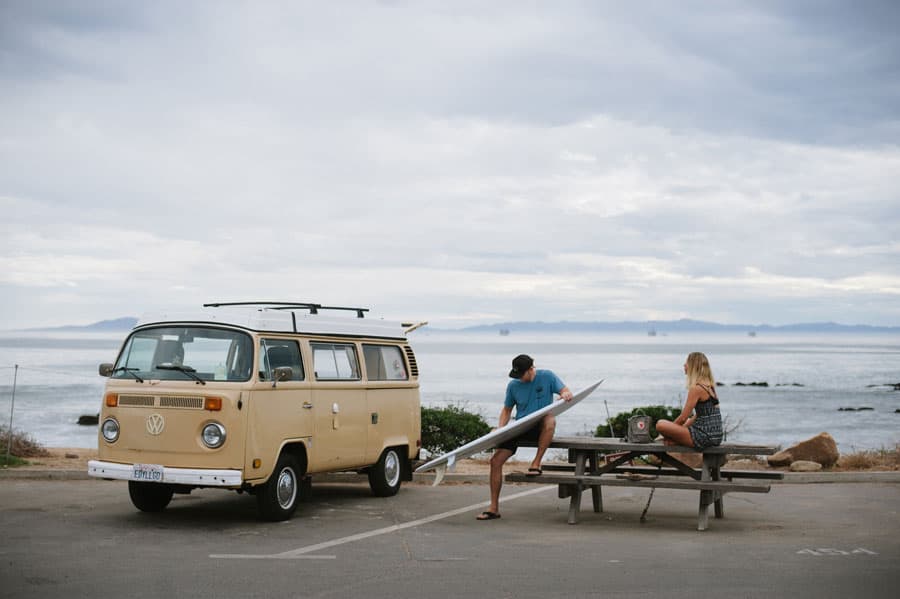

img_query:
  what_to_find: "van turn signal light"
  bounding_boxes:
[105,393,118,407]
[204,396,223,411]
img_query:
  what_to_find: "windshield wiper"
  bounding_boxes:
[155,364,206,385]
[112,367,144,383]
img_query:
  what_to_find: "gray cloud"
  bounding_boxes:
[1,1,899,328]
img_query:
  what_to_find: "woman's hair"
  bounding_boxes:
[685,352,716,389]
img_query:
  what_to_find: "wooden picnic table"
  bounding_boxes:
[506,436,782,530]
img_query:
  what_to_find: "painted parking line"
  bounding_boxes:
[210,485,553,560]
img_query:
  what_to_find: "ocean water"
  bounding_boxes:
[1,330,898,453]
[414,331,900,454]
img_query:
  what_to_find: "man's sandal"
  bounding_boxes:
[476,511,501,520]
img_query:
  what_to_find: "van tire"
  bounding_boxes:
[257,453,301,521]
[128,481,174,512]
[368,447,402,497]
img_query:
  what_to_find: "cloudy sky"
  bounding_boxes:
[2,0,899,330]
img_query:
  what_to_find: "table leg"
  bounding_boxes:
[568,451,587,524]
[588,451,603,513]
[698,490,711,531]
[704,454,726,519]
[568,486,582,525]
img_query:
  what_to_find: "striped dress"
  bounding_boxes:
[688,384,723,449]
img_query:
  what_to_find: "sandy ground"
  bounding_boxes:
[13,448,99,471]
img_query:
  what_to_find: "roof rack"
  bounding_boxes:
[202,301,370,318]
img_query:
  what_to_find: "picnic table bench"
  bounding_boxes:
[506,436,782,530]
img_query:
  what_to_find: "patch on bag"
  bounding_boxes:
[626,414,653,443]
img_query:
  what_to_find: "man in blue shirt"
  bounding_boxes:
[477,354,572,521]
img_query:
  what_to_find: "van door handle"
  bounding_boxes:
[302,402,313,409]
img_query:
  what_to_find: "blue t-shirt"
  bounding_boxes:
[504,369,566,420]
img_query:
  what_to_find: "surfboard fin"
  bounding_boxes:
[432,464,446,486]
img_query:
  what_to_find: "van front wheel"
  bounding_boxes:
[257,454,301,521]
[368,448,402,497]
[128,481,174,512]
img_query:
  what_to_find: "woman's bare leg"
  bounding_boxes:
[655,419,694,447]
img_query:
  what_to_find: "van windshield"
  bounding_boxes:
[113,326,253,382]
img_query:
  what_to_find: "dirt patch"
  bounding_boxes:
[11,448,99,471]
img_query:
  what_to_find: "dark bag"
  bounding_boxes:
[625,413,653,443]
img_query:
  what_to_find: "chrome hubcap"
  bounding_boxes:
[384,451,400,487]
[276,467,297,509]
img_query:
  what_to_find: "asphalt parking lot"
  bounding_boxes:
[1,477,898,599]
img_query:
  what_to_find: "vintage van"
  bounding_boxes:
[88,302,422,521]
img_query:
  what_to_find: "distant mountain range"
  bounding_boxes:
[28,316,899,334]
[28,317,139,332]
[454,318,900,334]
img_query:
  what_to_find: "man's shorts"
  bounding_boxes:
[496,422,544,453]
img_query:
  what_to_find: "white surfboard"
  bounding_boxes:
[415,379,604,485]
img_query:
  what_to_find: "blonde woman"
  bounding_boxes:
[656,352,723,449]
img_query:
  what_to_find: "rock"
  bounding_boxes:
[77,414,99,425]
[767,432,840,468]
[867,383,900,390]
[65,452,79,459]
[733,382,769,387]
[789,460,823,472]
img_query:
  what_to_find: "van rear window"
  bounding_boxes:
[363,344,408,380]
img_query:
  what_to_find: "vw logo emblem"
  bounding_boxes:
[146,413,165,436]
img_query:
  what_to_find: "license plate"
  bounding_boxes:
[132,463,164,482]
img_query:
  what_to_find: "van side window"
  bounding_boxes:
[312,343,360,380]
[259,339,304,381]
[363,344,408,381]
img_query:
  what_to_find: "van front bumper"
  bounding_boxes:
[88,460,243,487]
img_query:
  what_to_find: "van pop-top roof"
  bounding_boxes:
[134,301,418,340]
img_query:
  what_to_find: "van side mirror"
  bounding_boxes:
[99,363,114,377]
[273,366,293,382]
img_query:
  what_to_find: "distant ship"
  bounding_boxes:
[748,331,757,337]
[647,328,657,337]
[499,328,510,336]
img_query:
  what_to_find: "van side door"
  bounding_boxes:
[244,338,312,483]
[309,342,367,470]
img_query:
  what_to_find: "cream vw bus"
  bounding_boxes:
[88,302,422,521]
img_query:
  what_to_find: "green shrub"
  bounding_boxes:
[421,405,491,455]
[595,405,681,439]
[0,454,28,467]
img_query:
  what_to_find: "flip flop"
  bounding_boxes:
[476,511,501,520]
[525,467,542,477]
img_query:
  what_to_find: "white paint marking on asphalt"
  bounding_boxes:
[209,554,337,559]
[210,485,553,560]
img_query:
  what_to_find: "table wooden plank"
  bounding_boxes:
[506,472,771,493]
[541,464,785,480]
[543,436,779,456]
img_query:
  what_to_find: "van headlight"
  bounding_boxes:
[201,422,226,448]
[101,418,120,443]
